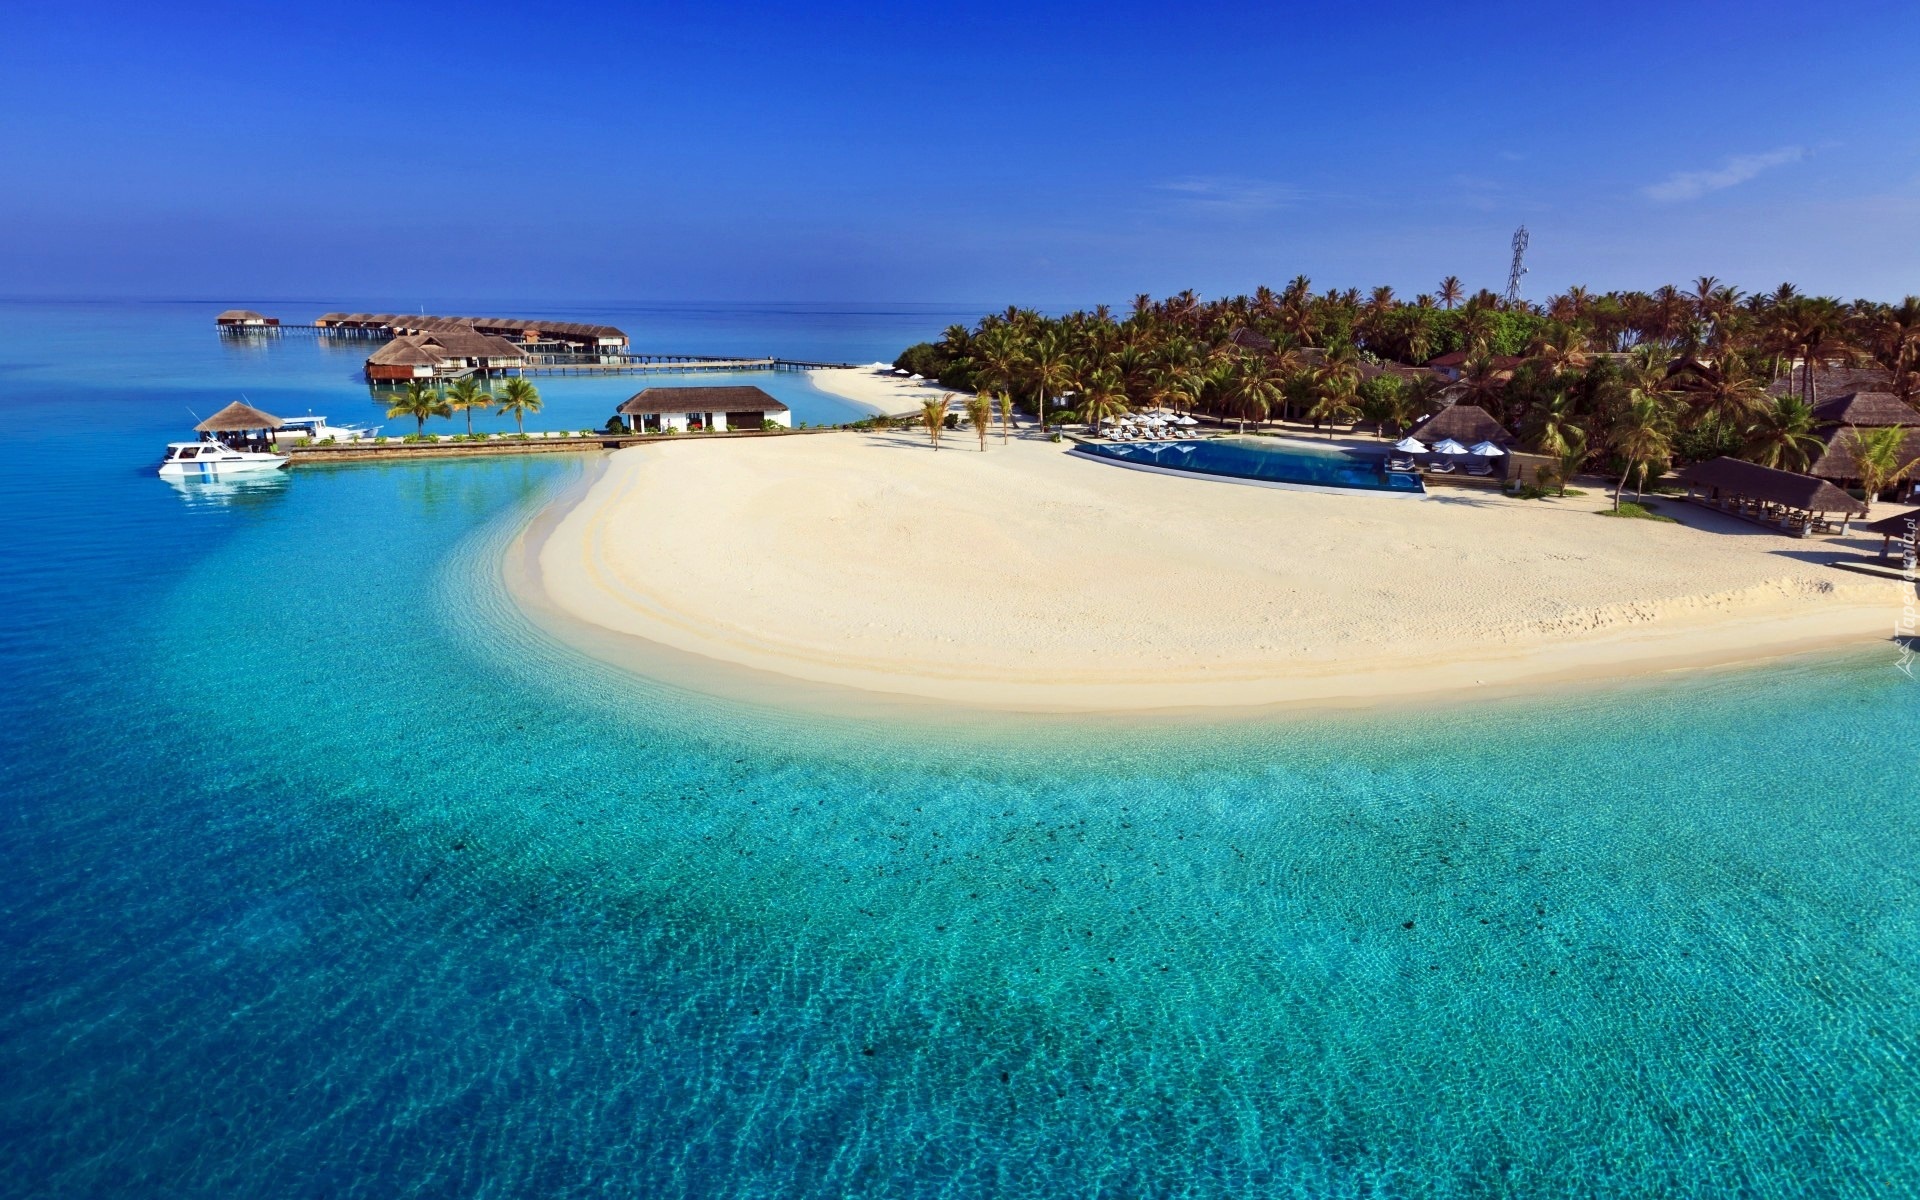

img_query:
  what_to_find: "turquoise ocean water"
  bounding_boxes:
[1,300,1915,1197]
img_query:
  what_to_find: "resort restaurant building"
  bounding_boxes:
[617,386,791,433]
[1677,456,1868,536]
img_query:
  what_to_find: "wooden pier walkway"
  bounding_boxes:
[285,426,844,464]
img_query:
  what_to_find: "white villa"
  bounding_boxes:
[617,385,792,433]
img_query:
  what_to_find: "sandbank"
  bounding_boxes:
[516,432,1908,712]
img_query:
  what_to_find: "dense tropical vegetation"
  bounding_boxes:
[894,280,1920,492]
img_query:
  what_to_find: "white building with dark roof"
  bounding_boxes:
[617,386,791,433]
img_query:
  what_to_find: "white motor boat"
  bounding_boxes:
[271,413,381,444]
[158,440,289,478]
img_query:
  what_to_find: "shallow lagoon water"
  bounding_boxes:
[1,302,1916,1197]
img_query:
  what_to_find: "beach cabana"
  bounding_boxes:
[1678,456,1867,536]
[617,385,791,433]
[195,401,284,450]
[1407,405,1516,450]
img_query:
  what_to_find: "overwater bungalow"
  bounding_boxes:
[318,313,627,352]
[617,386,791,433]
[1677,456,1867,536]
[215,309,278,328]
[365,331,529,382]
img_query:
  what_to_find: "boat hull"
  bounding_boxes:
[157,456,289,478]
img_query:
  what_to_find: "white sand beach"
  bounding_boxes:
[811,366,981,418]
[517,432,1906,712]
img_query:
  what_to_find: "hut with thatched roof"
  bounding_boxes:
[617,386,790,433]
[194,401,284,450]
[1678,456,1867,536]
[215,309,277,328]
[1405,404,1515,448]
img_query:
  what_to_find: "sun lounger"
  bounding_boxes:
[1387,457,1417,472]
[1465,462,1493,476]
[1426,459,1457,474]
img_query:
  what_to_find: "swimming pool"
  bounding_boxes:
[1075,436,1427,495]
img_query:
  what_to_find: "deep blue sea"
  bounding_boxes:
[1,300,1916,1198]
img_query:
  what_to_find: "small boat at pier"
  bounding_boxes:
[158,440,289,477]
[161,400,293,477]
[272,413,381,444]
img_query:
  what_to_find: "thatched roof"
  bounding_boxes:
[367,337,446,367]
[1769,365,1895,404]
[367,332,527,367]
[195,401,283,432]
[1810,391,1920,427]
[1407,404,1515,447]
[619,386,788,415]
[215,309,266,322]
[1807,426,1920,482]
[1859,508,1919,538]
[1223,326,1274,352]
[1678,457,1867,514]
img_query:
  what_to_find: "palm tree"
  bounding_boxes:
[1306,378,1362,437]
[966,392,993,451]
[1025,331,1074,432]
[1524,389,1584,460]
[1076,368,1131,432]
[1678,354,1769,430]
[1843,425,1920,513]
[1438,276,1465,310]
[1742,395,1825,472]
[445,376,491,436]
[921,395,950,450]
[997,391,1014,444]
[1222,354,1283,433]
[494,377,542,435]
[1611,389,1674,511]
[385,379,452,436]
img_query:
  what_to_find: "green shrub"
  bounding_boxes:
[1598,501,1678,523]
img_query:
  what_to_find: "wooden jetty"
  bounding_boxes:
[285,426,844,464]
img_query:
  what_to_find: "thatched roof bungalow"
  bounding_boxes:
[1406,404,1515,448]
[365,332,528,382]
[215,309,277,327]
[1858,508,1919,560]
[617,386,791,433]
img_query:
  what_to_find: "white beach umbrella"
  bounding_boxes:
[909,373,924,381]
[893,368,909,375]
[1469,440,1507,457]
[1175,416,1198,426]
[1432,438,1470,455]
[1393,436,1426,453]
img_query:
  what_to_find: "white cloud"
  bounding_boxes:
[1642,147,1806,202]
[1153,177,1301,216]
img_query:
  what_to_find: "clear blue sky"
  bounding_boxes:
[4,1,1917,307]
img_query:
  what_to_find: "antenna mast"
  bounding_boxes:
[1504,225,1530,306]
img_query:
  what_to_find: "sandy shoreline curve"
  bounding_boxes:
[512,432,1907,713]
